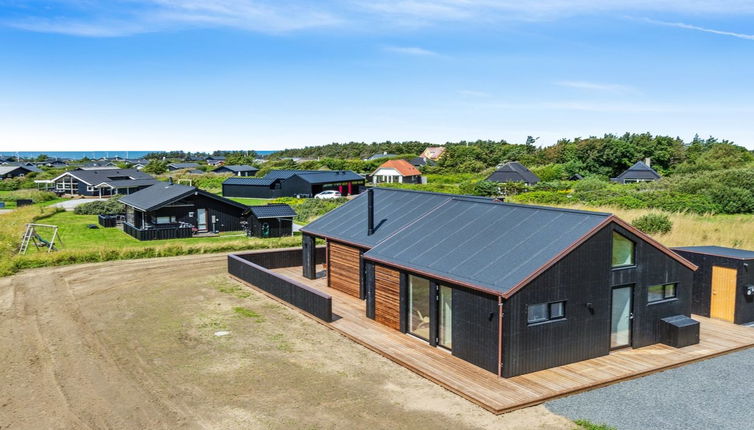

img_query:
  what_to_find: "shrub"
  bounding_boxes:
[512,191,570,205]
[572,177,609,192]
[0,189,57,203]
[74,196,125,215]
[286,197,348,223]
[632,213,673,235]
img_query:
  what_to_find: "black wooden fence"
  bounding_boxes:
[122,222,193,241]
[98,215,118,228]
[228,247,331,322]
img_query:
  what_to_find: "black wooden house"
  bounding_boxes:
[673,246,754,325]
[301,188,699,377]
[222,170,365,198]
[119,182,247,240]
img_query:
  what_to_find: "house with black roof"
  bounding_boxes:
[206,156,226,166]
[0,165,39,179]
[243,204,296,238]
[486,162,540,185]
[167,162,200,171]
[222,169,365,198]
[49,168,158,197]
[611,160,661,184]
[213,164,259,177]
[673,246,754,325]
[119,182,248,240]
[300,187,699,377]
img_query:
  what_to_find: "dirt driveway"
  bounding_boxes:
[0,254,572,429]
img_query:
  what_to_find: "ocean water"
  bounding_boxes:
[0,150,276,159]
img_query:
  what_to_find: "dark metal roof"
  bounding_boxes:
[301,188,492,248]
[120,183,248,212]
[168,163,199,169]
[246,204,297,218]
[63,169,155,185]
[363,198,611,296]
[672,246,754,260]
[95,178,160,188]
[119,183,195,211]
[214,164,259,173]
[486,162,540,184]
[223,177,276,186]
[613,161,661,180]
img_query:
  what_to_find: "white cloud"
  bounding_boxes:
[641,18,754,40]
[382,45,440,56]
[556,81,636,93]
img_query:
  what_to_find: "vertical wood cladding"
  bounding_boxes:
[502,222,695,377]
[673,250,754,325]
[374,265,401,330]
[328,241,362,298]
[451,285,499,374]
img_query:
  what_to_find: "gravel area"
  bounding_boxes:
[546,346,754,430]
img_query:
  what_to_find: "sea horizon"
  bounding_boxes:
[0,150,277,160]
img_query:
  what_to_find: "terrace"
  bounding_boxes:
[228,249,754,414]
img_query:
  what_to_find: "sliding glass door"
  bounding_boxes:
[409,275,431,340]
[438,285,452,349]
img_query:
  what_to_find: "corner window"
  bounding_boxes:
[612,232,635,268]
[527,301,566,324]
[648,283,677,303]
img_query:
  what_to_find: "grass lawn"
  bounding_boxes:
[224,196,273,206]
[23,211,278,252]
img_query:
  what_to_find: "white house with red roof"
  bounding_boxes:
[371,159,423,184]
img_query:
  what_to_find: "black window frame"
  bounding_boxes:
[647,283,678,304]
[527,300,567,325]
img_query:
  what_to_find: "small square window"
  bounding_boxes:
[527,303,548,324]
[663,283,677,299]
[550,302,565,319]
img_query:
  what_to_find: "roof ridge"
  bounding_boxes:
[448,197,612,217]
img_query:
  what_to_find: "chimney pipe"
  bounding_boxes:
[644,157,651,167]
[168,177,173,185]
[367,188,374,235]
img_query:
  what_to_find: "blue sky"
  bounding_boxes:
[1,1,754,151]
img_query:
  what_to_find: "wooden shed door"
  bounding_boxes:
[711,266,737,322]
[328,242,362,298]
[374,265,400,330]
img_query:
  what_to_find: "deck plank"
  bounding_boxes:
[233,266,754,414]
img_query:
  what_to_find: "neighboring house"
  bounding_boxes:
[366,152,397,161]
[611,160,661,184]
[45,159,68,168]
[243,204,296,238]
[50,168,158,196]
[206,156,226,166]
[213,164,259,177]
[81,161,118,168]
[407,157,435,169]
[420,146,446,161]
[301,188,699,377]
[0,165,38,179]
[371,159,422,184]
[486,162,540,185]
[673,246,754,325]
[222,170,365,198]
[167,163,200,171]
[119,182,248,240]
[3,163,42,173]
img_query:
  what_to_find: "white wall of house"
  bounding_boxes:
[372,167,404,184]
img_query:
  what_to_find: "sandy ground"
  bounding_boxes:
[0,254,573,430]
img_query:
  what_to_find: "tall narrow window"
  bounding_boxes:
[438,285,452,350]
[408,275,431,340]
[612,232,635,268]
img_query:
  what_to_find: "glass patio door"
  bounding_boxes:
[438,285,452,350]
[408,275,431,340]
[197,208,208,231]
[610,286,633,349]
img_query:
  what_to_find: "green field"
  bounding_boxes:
[224,197,273,206]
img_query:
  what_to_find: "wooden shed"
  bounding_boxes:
[301,188,699,377]
[243,204,296,238]
[673,246,754,324]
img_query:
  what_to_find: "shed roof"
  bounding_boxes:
[672,246,754,260]
[223,177,276,186]
[372,159,422,177]
[301,188,491,248]
[486,162,540,184]
[246,204,297,218]
[363,198,612,296]
[223,170,363,186]
[613,161,661,181]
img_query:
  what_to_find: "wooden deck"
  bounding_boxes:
[235,266,754,414]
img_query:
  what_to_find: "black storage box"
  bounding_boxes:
[659,315,700,348]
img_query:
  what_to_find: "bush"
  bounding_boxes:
[74,196,125,215]
[632,213,672,235]
[0,189,57,203]
[513,191,571,205]
[282,197,348,223]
